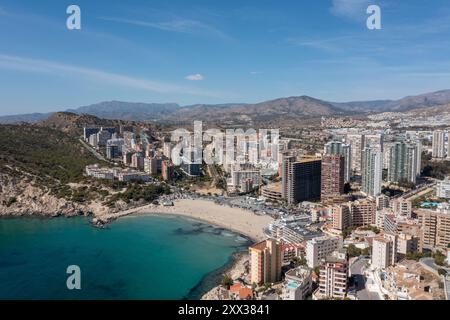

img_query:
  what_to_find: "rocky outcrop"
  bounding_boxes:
[0,173,92,217]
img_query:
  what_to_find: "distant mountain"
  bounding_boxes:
[166,96,344,123]
[66,101,180,121]
[0,112,53,124]
[334,89,450,112]
[2,89,450,124]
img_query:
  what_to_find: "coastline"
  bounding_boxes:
[97,198,273,243]
[1,197,268,300]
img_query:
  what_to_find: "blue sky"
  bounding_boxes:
[1,0,450,115]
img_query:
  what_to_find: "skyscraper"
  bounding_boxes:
[432,130,446,159]
[362,147,382,197]
[387,141,419,185]
[346,134,365,176]
[321,154,345,200]
[324,141,352,182]
[282,155,322,204]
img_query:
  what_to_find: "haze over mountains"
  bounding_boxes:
[2,89,450,124]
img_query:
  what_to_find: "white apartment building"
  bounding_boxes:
[432,130,446,159]
[282,267,312,300]
[437,179,450,199]
[372,234,397,269]
[306,236,342,268]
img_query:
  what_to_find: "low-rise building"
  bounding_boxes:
[372,233,397,269]
[317,250,348,299]
[306,236,342,268]
[261,183,283,202]
[282,267,312,300]
[437,179,450,199]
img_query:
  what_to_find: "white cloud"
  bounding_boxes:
[0,54,220,97]
[330,0,371,20]
[99,17,232,40]
[185,74,204,81]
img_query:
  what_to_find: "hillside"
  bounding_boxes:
[0,124,102,216]
[38,112,136,136]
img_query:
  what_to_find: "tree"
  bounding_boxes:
[221,274,233,290]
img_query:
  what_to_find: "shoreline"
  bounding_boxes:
[97,198,273,243]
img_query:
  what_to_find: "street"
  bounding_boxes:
[350,258,381,300]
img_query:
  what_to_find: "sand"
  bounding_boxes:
[98,199,273,242]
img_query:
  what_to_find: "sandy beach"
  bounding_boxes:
[97,199,273,242]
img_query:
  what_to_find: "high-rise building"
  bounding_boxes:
[321,154,345,200]
[346,134,365,176]
[432,130,446,159]
[131,152,145,170]
[83,127,100,141]
[324,141,351,182]
[387,141,419,185]
[362,147,382,197]
[365,134,384,153]
[306,236,342,268]
[161,160,175,181]
[163,142,174,160]
[282,155,321,204]
[249,239,282,285]
[106,145,120,160]
[97,129,112,147]
[144,156,162,175]
[318,250,348,299]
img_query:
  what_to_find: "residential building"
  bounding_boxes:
[387,141,420,185]
[351,198,376,228]
[372,234,397,269]
[306,236,342,268]
[324,141,352,182]
[417,209,450,251]
[346,134,365,176]
[106,145,120,160]
[131,152,145,170]
[437,179,450,199]
[331,204,351,231]
[282,155,322,204]
[318,250,348,299]
[249,239,282,285]
[396,233,420,259]
[361,147,383,197]
[283,267,312,300]
[321,154,345,200]
[97,129,112,147]
[432,130,446,159]
[83,127,100,141]
[162,160,175,181]
[391,198,413,218]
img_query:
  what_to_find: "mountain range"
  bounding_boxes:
[2,89,450,124]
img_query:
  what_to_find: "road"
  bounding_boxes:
[350,258,381,300]
[79,138,107,162]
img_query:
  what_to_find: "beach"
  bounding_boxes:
[97,199,273,242]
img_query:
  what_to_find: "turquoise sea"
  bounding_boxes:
[0,215,250,300]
